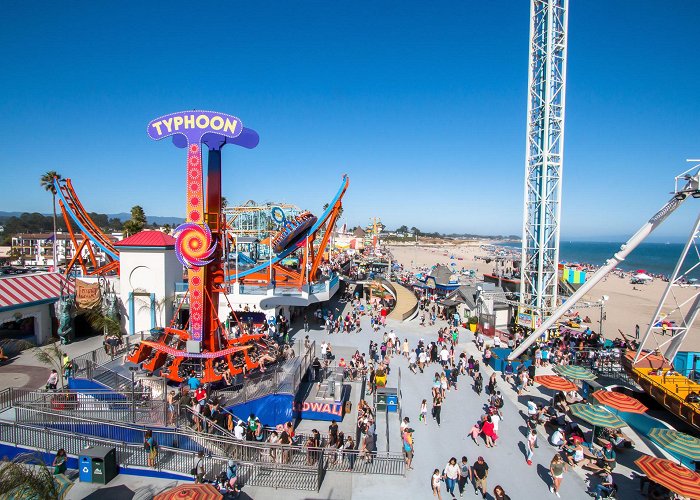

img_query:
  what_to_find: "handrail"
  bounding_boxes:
[0,418,321,490]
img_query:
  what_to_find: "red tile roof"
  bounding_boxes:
[114,230,175,248]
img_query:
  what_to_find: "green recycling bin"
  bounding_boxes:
[80,446,118,484]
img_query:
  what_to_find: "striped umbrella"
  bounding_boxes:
[648,428,700,462]
[553,365,597,382]
[534,375,578,392]
[591,390,648,414]
[569,403,625,430]
[154,483,223,500]
[635,455,700,499]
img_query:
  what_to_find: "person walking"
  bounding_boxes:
[443,457,460,498]
[472,456,489,498]
[635,324,640,340]
[457,456,472,498]
[526,428,537,465]
[419,399,428,424]
[549,453,567,497]
[432,393,443,427]
[493,485,511,500]
[432,468,443,500]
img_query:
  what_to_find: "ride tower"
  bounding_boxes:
[519,0,570,328]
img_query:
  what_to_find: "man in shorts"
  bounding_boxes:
[472,456,489,498]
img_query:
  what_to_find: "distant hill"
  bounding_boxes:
[0,211,184,226]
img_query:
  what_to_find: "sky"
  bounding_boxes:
[0,1,698,242]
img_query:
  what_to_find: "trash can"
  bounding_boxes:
[79,456,93,482]
[387,394,398,413]
[79,446,118,485]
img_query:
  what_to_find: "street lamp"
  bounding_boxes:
[128,366,138,424]
[599,295,609,336]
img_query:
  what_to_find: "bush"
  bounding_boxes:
[468,316,478,324]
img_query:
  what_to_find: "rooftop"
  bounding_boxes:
[114,230,175,248]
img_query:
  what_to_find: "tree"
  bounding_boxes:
[221,196,229,210]
[410,226,421,236]
[0,453,62,500]
[163,224,172,235]
[123,205,147,236]
[396,225,409,233]
[34,342,65,389]
[39,171,63,267]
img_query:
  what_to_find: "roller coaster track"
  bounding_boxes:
[225,174,349,281]
[54,177,120,276]
[53,174,349,280]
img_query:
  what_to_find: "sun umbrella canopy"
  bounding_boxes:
[154,483,223,500]
[591,390,648,414]
[648,428,700,462]
[534,375,578,392]
[569,403,625,429]
[553,365,598,381]
[635,455,700,499]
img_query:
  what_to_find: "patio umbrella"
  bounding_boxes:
[635,455,700,499]
[569,403,625,441]
[553,365,597,382]
[648,428,700,462]
[534,375,578,392]
[591,390,648,414]
[154,483,223,500]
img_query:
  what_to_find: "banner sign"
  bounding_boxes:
[292,401,344,417]
[75,280,101,309]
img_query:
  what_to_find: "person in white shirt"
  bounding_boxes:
[490,413,501,432]
[550,428,566,448]
[440,347,450,365]
[320,341,328,358]
[418,351,427,373]
[408,350,417,373]
[234,420,245,440]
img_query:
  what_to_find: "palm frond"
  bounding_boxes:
[0,452,62,500]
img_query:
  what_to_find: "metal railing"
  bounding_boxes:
[214,339,315,405]
[0,418,321,490]
[12,388,168,427]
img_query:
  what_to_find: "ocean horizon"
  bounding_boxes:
[498,241,697,278]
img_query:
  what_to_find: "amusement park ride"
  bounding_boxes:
[54,110,349,383]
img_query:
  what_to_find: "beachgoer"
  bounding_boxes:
[549,454,567,497]
[52,448,67,475]
[444,457,460,497]
[144,430,158,467]
[493,485,511,500]
[432,468,443,500]
[526,428,537,465]
[457,456,471,497]
[472,456,489,498]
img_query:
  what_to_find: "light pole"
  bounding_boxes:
[599,295,609,337]
[129,366,138,424]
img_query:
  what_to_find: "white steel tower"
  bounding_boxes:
[519,0,569,327]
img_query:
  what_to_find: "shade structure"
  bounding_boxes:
[635,455,700,499]
[648,428,700,462]
[569,403,625,429]
[154,484,223,500]
[553,365,597,381]
[591,390,648,414]
[534,375,578,392]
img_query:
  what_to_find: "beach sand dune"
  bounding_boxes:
[389,242,700,352]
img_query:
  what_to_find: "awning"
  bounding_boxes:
[0,272,74,309]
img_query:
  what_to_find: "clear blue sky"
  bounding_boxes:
[1,1,698,241]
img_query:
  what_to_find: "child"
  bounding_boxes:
[469,421,482,446]
[419,399,428,424]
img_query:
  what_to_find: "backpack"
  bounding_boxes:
[495,396,504,408]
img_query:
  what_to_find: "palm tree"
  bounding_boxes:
[40,171,63,269]
[0,452,63,500]
[34,342,66,389]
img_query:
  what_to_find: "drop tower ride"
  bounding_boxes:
[519,0,569,327]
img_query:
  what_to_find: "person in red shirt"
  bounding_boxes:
[481,415,498,448]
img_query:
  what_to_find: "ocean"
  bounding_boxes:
[499,241,697,278]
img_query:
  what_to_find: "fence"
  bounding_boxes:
[11,388,168,427]
[11,404,405,478]
[214,339,316,405]
[0,419,322,491]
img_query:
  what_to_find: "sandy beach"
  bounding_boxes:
[389,241,700,351]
